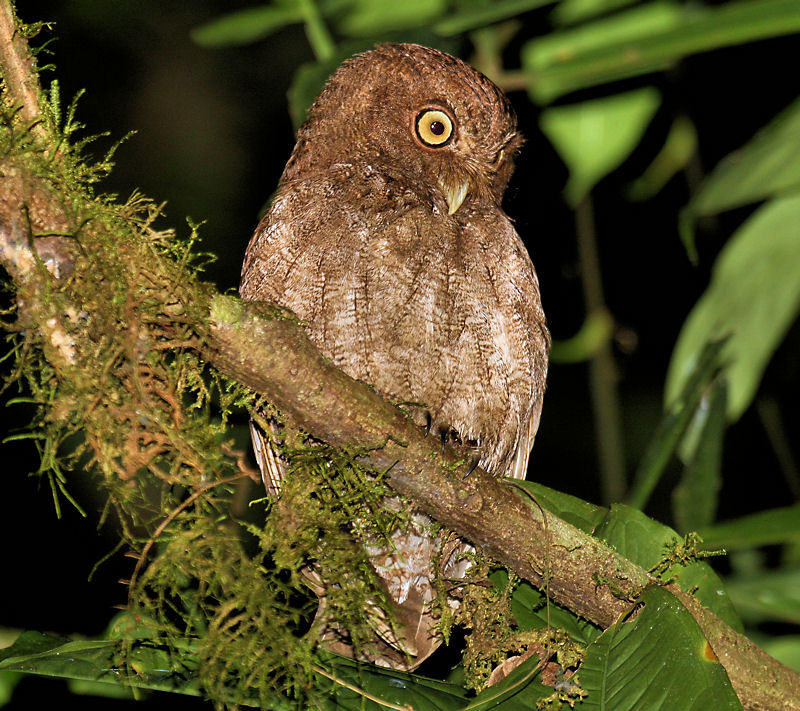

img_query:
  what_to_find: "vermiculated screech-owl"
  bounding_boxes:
[240,43,549,669]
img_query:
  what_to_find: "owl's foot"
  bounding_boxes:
[463,456,480,479]
[423,411,433,437]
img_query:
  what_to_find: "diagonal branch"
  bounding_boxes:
[0,4,798,710]
[0,0,47,141]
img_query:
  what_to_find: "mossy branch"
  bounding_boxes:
[0,4,798,710]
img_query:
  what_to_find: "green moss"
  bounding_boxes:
[0,81,403,706]
[1,68,531,707]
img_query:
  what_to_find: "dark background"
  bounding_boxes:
[2,2,798,707]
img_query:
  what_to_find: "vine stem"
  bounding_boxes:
[575,194,626,504]
[298,0,335,62]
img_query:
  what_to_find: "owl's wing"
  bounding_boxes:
[249,419,285,497]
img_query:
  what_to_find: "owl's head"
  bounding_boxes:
[285,43,522,216]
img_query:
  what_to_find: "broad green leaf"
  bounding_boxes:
[288,59,336,129]
[627,339,726,511]
[433,0,556,36]
[507,480,607,534]
[594,505,742,630]
[523,1,683,103]
[761,636,800,672]
[723,569,800,625]
[540,88,661,206]
[0,628,467,710]
[0,670,22,707]
[549,309,613,363]
[465,653,554,709]
[628,114,698,201]
[689,96,800,217]
[287,42,375,127]
[191,0,351,47]
[68,678,137,699]
[580,587,742,710]
[491,568,604,644]
[316,653,469,711]
[336,0,448,36]
[522,0,800,104]
[0,632,201,697]
[696,504,800,550]
[191,3,305,47]
[665,194,800,420]
[672,377,727,532]
[509,482,741,630]
[551,0,639,26]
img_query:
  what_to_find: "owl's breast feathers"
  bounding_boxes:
[241,163,549,479]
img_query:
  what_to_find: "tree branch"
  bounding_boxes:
[1,5,798,710]
[0,0,47,141]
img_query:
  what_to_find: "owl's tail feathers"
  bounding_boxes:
[249,419,286,497]
[509,399,544,481]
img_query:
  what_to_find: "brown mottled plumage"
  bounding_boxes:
[240,43,549,669]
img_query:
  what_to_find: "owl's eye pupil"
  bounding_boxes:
[415,108,454,148]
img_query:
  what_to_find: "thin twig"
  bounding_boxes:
[575,194,626,504]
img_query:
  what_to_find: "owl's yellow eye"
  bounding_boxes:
[415,109,454,147]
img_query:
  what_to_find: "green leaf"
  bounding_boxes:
[723,569,800,625]
[689,96,800,218]
[523,1,683,103]
[509,482,741,630]
[551,0,639,26]
[627,114,698,201]
[666,194,800,420]
[287,42,375,128]
[336,0,448,36]
[761,636,800,672]
[0,631,468,710]
[627,339,726,511]
[548,309,613,363]
[191,3,305,47]
[465,653,553,709]
[512,579,605,644]
[0,632,201,697]
[672,377,727,532]
[594,505,742,630]
[0,671,23,707]
[507,480,607,534]
[580,587,742,710]
[316,653,468,710]
[433,0,556,36]
[696,504,800,550]
[539,87,661,206]
[522,0,800,104]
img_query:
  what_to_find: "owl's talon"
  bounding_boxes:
[463,457,480,479]
[423,412,433,437]
[438,428,448,454]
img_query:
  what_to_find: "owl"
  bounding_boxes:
[240,43,549,669]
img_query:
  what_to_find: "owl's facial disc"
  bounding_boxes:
[412,107,471,214]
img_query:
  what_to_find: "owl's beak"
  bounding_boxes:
[440,178,470,215]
